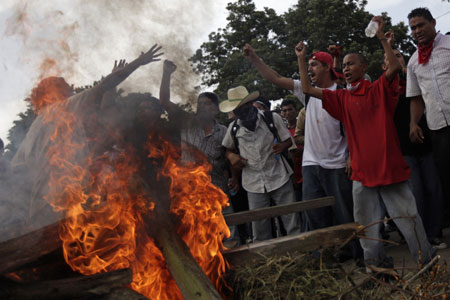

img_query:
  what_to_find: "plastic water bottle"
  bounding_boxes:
[365,20,379,38]
[273,138,280,161]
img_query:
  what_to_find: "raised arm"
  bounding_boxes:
[409,95,426,143]
[93,44,163,99]
[374,16,401,81]
[243,44,294,90]
[159,59,180,115]
[295,42,324,100]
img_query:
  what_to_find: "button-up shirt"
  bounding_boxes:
[181,120,228,193]
[406,33,450,130]
[222,112,293,193]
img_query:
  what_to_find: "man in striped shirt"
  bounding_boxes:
[407,7,450,228]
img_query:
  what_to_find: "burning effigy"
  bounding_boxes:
[1,45,230,299]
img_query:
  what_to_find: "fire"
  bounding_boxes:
[34,78,230,299]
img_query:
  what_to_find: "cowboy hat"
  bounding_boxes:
[219,86,260,113]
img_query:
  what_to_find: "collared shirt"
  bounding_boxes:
[322,74,410,187]
[181,120,228,192]
[406,33,450,130]
[292,80,348,168]
[222,111,293,193]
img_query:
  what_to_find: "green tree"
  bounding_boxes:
[4,100,36,160]
[191,0,415,102]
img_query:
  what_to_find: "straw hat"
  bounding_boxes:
[218,86,260,113]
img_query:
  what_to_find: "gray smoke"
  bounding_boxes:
[0,0,220,241]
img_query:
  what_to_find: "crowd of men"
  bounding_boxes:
[165,7,449,271]
[1,6,449,272]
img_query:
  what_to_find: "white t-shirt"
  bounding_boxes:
[293,80,348,168]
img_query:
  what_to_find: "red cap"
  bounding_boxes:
[310,51,344,79]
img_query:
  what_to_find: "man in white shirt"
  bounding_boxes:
[243,45,360,260]
[407,7,450,227]
[221,86,301,241]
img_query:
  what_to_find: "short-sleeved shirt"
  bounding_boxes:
[293,80,348,169]
[406,33,450,130]
[181,120,228,193]
[322,73,410,187]
[222,111,293,193]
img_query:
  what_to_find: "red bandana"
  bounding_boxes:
[418,39,434,64]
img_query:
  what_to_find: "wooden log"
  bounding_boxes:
[98,287,149,300]
[144,182,223,300]
[224,196,335,226]
[224,223,361,267]
[0,268,135,300]
[0,222,61,274]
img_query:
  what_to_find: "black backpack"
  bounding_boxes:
[230,111,294,169]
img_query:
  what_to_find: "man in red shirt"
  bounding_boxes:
[296,16,434,269]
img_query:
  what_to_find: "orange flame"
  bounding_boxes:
[37,84,230,299]
[30,76,73,114]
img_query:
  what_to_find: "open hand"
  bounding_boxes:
[112,59,127,73]
[138,44,164,65]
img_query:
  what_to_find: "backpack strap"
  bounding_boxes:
[261,111,280,141]
[230,120,240,154]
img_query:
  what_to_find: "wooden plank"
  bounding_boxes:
[1,268,134,300]
[224,223,361,267]
[224,196,335,226]
[0,222,61,274]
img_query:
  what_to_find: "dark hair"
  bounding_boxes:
[281,99,297,109]
[408,7,434,22]
[254,96,270,109]
[0,138,4,152]
[198,92,219,107]
[345,53,368,65]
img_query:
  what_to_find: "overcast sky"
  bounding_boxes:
[1,0,450,144]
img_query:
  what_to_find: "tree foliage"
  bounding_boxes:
[191,0,415,102]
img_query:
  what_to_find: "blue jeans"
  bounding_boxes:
[353,181,434,266]
[302,166,354,229]
[404,153,445,239]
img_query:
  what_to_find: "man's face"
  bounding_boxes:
[409,16,436,46]
[308,59,330,86]
[196,96,218,120]
[281,104,297,123]
[342,54,367,84]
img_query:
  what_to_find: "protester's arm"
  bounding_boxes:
[272,113,293,154]
[93,44,163,100]
[243,44,294,90]
[328,44,342,72]
[374,17,401,82]
[225,150,248,170]
[293,108,305,146]
[159,59,184,116]
[295,42,324,100]
[409,95,425,143]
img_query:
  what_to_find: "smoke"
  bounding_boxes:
[5,0,219,107]
[0,0,222,240]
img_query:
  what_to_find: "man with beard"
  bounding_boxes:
[220,86,301,241]
[407,7,450,231]
[159,60,238,244]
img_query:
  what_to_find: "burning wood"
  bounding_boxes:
[2,45,229,299]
